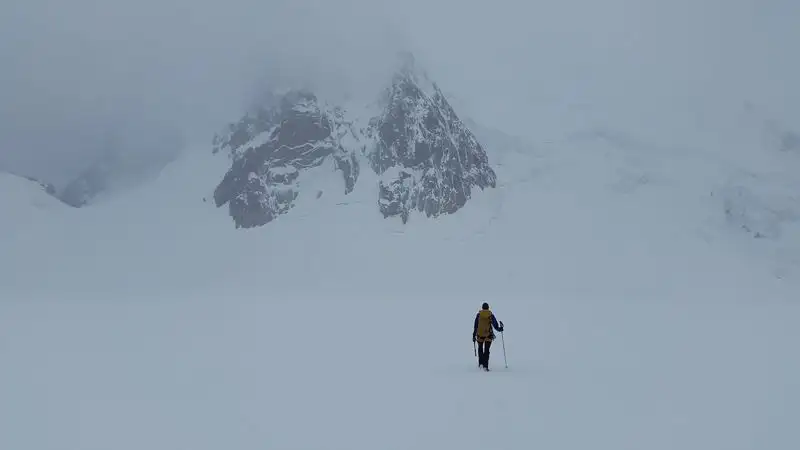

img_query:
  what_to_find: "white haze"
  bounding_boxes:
[2,117,799,450]
[1,0,799,184]
[2,2,800,448]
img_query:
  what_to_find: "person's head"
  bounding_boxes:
[482,302,489,310]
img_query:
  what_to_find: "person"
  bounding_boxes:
[473,302,504,370]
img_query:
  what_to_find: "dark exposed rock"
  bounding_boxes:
[212,90,361,228]
[212,56,496,228]
[377,169,414,223]
[334,150,360,194]
[367,61,496,222]
[212,92,283,156]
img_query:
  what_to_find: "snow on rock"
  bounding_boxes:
[56,126,183,208]
[367,55,497,222]
[212,54,495,228]
[212,90,362,228]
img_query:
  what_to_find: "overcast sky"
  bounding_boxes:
[1,0,798,185]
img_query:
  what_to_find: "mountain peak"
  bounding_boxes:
[212,57,496,228]
[368,65,496,222]
[389,51,438,100]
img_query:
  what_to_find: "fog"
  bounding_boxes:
[1,0,798,185]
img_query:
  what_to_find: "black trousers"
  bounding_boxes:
[477,339,493,367]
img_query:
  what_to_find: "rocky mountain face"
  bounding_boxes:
[60,163,111,207]
[212,90,362,228]
[212,57,497,229]
[0,171,67,205]
[367,65,497,223]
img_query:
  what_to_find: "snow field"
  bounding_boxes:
[2,290,798,450]
[1,121,799,450]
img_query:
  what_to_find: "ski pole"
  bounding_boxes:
[501,331,508,368]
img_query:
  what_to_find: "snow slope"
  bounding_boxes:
[1,121,799,449]
[0,172,73,236]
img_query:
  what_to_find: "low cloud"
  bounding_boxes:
[1,0,798,184]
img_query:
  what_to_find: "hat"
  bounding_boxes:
[481,302,489,310]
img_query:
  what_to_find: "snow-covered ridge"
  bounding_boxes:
[211,55,496,228]
[0,172,73,237]
[0,172,63,208]
[366,60,496,222]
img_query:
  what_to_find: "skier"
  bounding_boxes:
[473,302,504,370]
